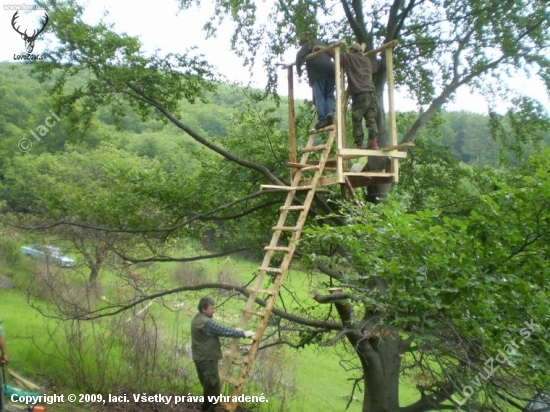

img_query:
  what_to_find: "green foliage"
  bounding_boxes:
[0,145,194,230]
[32,0,217,139]
[303,148,550,407]
[0,236,20,266]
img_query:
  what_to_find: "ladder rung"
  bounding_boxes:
[258,266,283,273]
[221,375,242,386]
[264,245,291,252]
[299,165,321,171]
[286,162,320,170]
[279,205,306,211]
[309,125,336,134]
[248,288,276,296]
[272,226,299,231]
[380,142,415,151]
[243,308,267,317]
[301,144,327,153]
[261,184,313,191]
[224,351,246,361]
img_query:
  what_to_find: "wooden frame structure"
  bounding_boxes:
[287,39,412,188]
[219,40,411,412]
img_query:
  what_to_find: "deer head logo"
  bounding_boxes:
[11,11,49,54]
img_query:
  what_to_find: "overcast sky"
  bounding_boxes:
[1,0,548,114]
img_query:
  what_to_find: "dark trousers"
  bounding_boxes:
[194,360,220,412]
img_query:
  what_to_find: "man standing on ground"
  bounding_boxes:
[191,297,254,412]
[0,316,7,365]
[315,42,381,149]
[296,37,336,130]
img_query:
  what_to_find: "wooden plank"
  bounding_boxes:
[257,266,282,273]
[285,162,320,170]
[335,48,344,185]
[220,375,242,387]
[242,309,268,318]
[247,288,276,296]
[281,39,346,68]
[385,47,399,182]
[260,184,313,191]
[272,226,300,231]
[8,369,40,390]
[381,142,415,152]
[345,172,395,178]
[287,66,297,180]
[344,176,355,199]
[263,246,291,252]
[365,39,399,57]
[308,124,335,134]
[279,205,306,211]
[301,144,327,153]
[339,148,408,159]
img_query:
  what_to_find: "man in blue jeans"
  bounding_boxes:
[296,37,336,130]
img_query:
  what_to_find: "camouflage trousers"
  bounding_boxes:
[351,91,381,147]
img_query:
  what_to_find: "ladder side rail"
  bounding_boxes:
[220,132,321,382]
[220,188,303,380]
[227,131,336,407]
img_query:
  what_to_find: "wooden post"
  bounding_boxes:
[385,47,399,182]
[335,47,345,184]
[287,66,297,179]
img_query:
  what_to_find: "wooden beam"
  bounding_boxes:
[287,66,297,180]
[380,142,415,152]
[365,39,399,57]
[385,47,399,182]
[339,148,408,159]
[335,47,345,184]
[281,39,346,68]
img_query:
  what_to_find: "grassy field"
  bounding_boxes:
[0,248,421,412]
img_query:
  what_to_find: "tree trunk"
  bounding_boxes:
[349,331,407,412]
[324,291,411,411]
[88,263,101,285]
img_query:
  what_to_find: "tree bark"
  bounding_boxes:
[325,294,410,411]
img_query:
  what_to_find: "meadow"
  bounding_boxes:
[0,240,420,412]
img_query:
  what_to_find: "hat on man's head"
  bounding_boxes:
[349,42,363,52]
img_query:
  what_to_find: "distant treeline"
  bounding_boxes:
[1,62,547,173]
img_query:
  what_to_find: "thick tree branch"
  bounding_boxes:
[51,282,343,330]
[125,82,285,186]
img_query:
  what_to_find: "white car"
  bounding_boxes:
[20,245,76,267]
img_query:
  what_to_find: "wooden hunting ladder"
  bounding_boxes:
[219,39,411,412]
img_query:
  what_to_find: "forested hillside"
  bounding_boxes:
[2,62,546,175]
